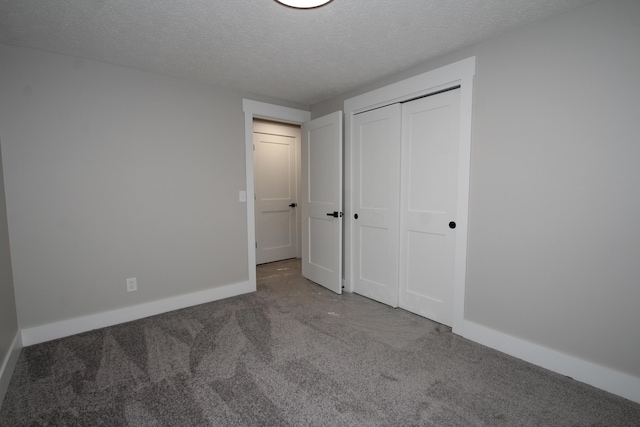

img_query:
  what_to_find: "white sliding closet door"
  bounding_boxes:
[352,104,402,307]
[398,89,461,326]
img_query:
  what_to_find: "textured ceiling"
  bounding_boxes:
[0,0,597,105]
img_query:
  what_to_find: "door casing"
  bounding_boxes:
[243,100,310,291]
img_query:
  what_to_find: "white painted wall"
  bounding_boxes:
[313,0,640,382]
[0,44,303,331]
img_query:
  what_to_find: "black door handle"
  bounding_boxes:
[326,211,342,218]
[289,203,297,208]
[449,221,456,229]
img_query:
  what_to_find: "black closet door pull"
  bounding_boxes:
[354,213,359,219]
[449,221,456,229]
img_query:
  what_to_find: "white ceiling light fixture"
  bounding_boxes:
[275,0,333,9]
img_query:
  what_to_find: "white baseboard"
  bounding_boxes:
[21,280,254,347]
[0,331,22,406]
[14,282,640,405]
[457,319,640,404]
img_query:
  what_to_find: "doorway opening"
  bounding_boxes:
[242,100,311,291]
[252,119,302,265]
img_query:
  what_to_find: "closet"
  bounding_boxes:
[351,87,461,326]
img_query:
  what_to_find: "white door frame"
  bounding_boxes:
[242,100,311,290]
[344,57,476,334]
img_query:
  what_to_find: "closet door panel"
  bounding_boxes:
[352,104,402,307]
[399,89,461,326]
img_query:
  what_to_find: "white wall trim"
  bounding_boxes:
[21,280,252,346]
[0,331,22,406]
[344,58,476,114]
[242,99,310,281]
[459,320,640,404]
[343,57,476,336]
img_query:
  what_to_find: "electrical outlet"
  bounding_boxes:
[126,277,137,292]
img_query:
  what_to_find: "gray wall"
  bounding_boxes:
[0,139,18,370]
[0,44,303,329]
[313,0,640,378]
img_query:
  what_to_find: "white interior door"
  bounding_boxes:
[254,131,298,264]
[301,111,343,294]
[398,88,461,326]
[352,104,402,307]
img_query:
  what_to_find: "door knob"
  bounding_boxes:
[326,211,342,218]
[289,203,297,208]
[449,221,456,229]
[354,213,359,219]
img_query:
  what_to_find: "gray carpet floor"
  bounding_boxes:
[1,258,639,426]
